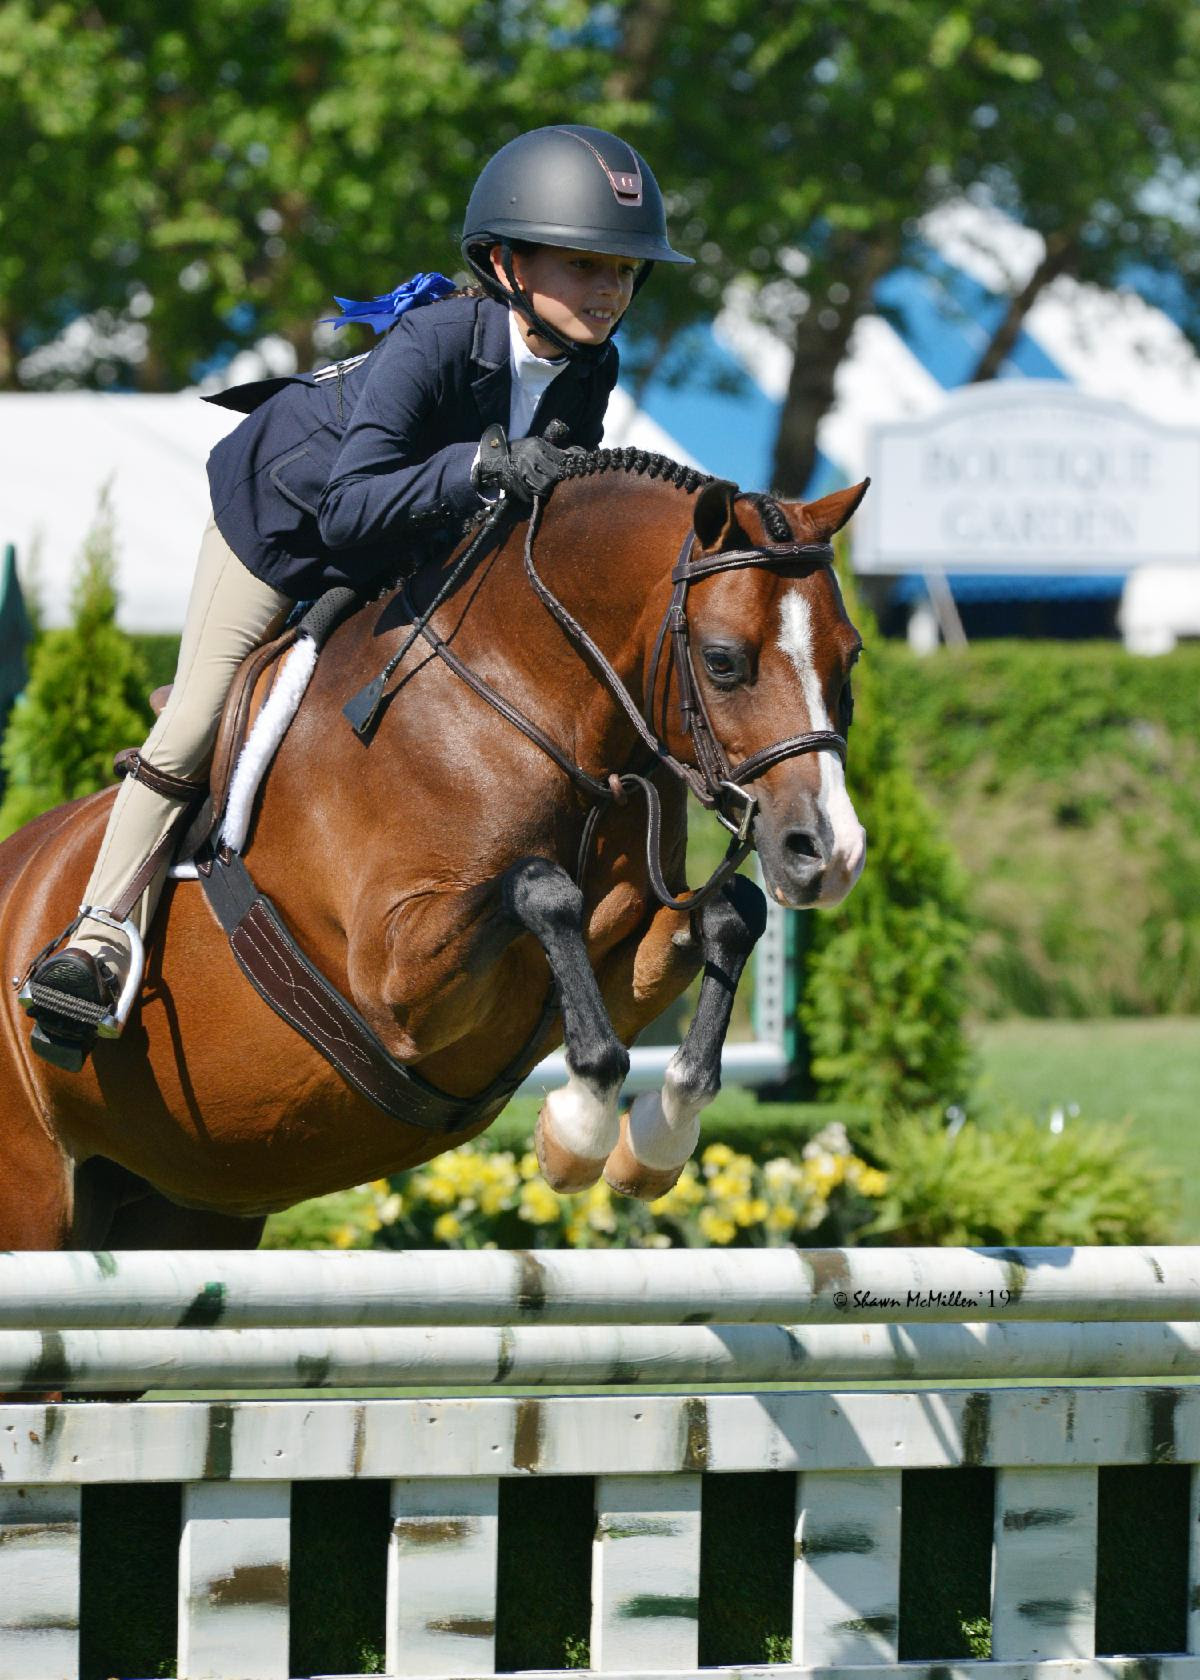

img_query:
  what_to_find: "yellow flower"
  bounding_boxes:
[332,1224,360,1249]
[433,1212,463,1243]
[476,1186,505,1216]
[372,1192,403,1225]
[708,1169,752,1202]
[584,1180,617,1233]
[698,1207,737,1245]
[803,1152,846,1193]
[421,1173,460,1208]
[519,1179,562,1226]
[519,1151,541,1181]
[763,1157,804,1193]
[702,1142,735,1171]
[855,1166,889,1197]
[767,1204,798,1233]
[732,1196,768,1228]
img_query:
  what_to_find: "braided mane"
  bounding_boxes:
[453,447,795,549]
[557,445,712,494]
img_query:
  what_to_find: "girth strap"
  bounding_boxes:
[196,846,559,1135]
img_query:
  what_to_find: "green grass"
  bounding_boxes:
[973,1015,1200,1236]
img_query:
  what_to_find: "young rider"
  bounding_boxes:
[23,124,691,1071]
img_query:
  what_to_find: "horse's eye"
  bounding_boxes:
[702,647,746,687]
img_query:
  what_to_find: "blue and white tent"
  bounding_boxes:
[4,202,1198,644]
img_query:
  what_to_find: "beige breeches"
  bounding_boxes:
[76,516,290,962]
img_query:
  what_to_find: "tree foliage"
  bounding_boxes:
[4,2,1200,485]
[0,487,148,836]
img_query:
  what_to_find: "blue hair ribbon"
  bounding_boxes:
[324,270,457,333]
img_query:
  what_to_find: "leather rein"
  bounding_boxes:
[389,496,847,912]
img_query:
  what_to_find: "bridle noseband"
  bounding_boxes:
[345,497,848,912]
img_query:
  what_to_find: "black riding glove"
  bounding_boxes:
[472,422,577,503]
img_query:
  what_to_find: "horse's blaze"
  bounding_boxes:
[774,585,866,904]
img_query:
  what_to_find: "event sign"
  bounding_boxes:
[855,382,1200,572]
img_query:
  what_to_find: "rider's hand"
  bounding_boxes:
[472,423,578,503]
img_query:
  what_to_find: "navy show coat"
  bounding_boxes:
[204,295,618,599]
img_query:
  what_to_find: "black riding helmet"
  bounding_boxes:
[462,124,692,359]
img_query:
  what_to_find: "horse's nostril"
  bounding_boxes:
[782,828,822,864]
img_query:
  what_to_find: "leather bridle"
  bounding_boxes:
[644,529,847,842]
[372,496,849,910]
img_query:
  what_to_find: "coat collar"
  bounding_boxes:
[469,297,611,434]
[469,299,512,429]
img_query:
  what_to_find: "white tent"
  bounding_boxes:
[0,383,690,634]
[1,393,240,631]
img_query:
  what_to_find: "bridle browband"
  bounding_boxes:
[347,495,847,911]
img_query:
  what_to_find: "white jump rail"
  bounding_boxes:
[0,1244,1197,1327]
[1,1247,1199,1680]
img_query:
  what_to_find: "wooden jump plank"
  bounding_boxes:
[793,1470,901,1665]
[590,1473,701,1672]
[178,1481,291,1680]
[0,1389,1196,1483]
[991,1467,1098,1659]
[318,1659,1200,1680]
[4,1320,1200,1390]
[386,1477,498,1676]
[1183,1458,1189,1653]
[0,1485,80,1680]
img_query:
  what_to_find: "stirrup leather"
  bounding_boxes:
[112,748,206,802]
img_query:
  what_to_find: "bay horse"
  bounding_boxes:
[0,452,867,1252]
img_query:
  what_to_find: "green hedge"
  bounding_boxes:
[869,641,1200,1017]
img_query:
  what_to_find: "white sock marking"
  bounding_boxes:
[543,1073,621,1161]
[626,1054,710,1170]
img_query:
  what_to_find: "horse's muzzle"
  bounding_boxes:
[756,821,828,908]
[753,810,865,910]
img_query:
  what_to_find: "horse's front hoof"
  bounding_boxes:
[603,1106,688,1201]
[534,1104,608,1193]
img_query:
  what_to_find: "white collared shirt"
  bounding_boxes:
[506,310,567,438]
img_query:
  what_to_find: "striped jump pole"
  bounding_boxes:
[0,1244,1197,1328]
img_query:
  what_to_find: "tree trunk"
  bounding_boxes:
[0,319,16,390]
[771,233,897,496]
[607,0,675,101]
[969,229,1077,382]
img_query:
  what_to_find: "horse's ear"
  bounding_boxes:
[799,478,871,541]
[692,479,739,551]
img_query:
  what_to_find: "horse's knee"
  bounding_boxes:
[696,874,768,959]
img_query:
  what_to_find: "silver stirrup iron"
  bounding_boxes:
[17,908,145,1038]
